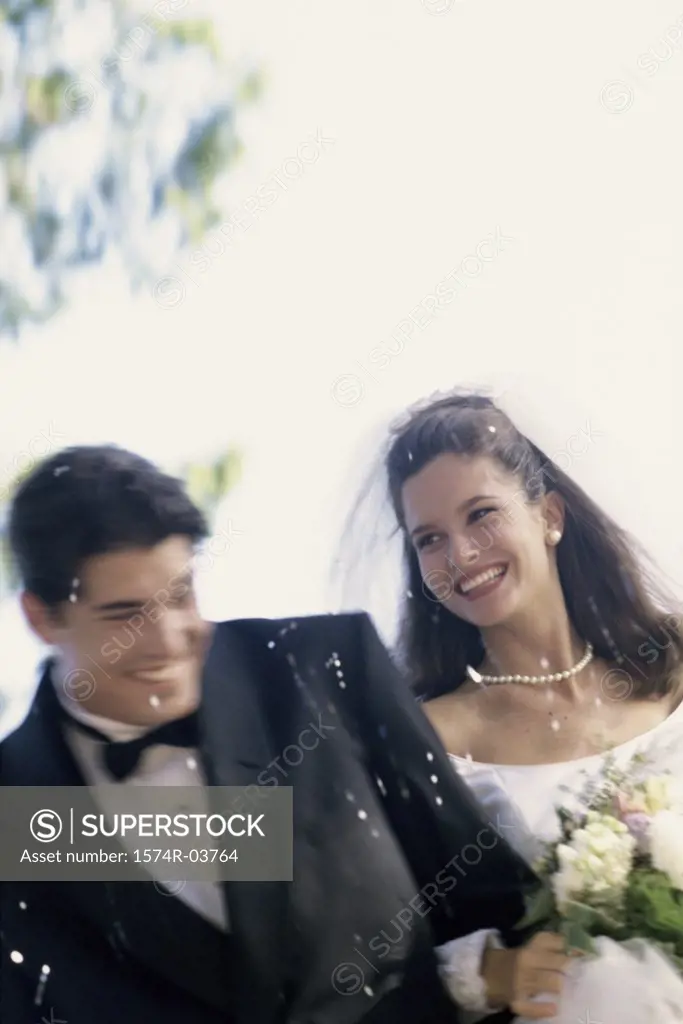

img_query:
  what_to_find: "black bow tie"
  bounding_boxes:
[63,711,200,781]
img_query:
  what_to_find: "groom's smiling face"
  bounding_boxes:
[23,535,213,726]
[402,453,562,629]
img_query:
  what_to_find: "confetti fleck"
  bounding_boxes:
[34,964,50,1006]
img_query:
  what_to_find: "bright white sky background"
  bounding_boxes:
[2,0,683,735]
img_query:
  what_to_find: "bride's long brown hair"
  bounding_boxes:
[383,392,683,702]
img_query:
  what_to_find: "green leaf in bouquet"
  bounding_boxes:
[560,918,596,956]
[563,899,601,928]
[566,899,623,930]
[625,869,683,956]
[514,882,557,931]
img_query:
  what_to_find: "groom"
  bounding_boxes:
[0,444,534,1024]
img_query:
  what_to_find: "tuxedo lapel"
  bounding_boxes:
[1,661,87,787]
[198,622,291,1018]
[199,620,274,787]
[1,664,236,1017]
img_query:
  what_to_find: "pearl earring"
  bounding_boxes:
[547,529,562,545]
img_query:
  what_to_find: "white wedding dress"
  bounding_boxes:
[437,699,683,1023]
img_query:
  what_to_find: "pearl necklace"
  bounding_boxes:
[465,642,594,686]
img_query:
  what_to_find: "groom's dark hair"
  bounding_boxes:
[7,445,208,607]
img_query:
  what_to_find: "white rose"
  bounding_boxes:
[551,815,634,911]
[552,846,584,910]
[650,810,683,890]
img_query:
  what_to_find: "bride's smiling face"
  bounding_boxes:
[401,452,562,628]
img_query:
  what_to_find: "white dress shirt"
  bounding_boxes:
[55,685,229,932]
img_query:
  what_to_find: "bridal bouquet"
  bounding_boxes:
[515,752,683,1023]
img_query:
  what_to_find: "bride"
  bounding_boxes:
[376,391,683,1021]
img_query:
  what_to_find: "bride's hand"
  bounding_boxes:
[481,931,572,1019]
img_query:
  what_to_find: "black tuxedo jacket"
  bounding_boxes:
[1,613,534,1024]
